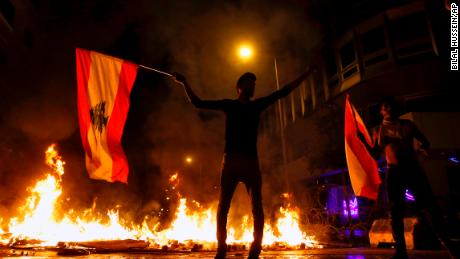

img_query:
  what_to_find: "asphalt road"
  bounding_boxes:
[0,248,452,258]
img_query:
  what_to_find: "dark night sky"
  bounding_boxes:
[0,0,330,224]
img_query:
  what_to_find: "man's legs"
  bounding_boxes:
[387,165,408,258]
[409,163,456,257]
[245,174,264,258]
[216,175,238,259]
[410,162,440,225]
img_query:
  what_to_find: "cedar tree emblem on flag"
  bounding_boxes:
[90,102,109,134]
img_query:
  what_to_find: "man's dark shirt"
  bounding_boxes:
[189,87,290,158]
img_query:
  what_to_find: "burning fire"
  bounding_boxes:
[6,145,139,246]
[1,145,319,250]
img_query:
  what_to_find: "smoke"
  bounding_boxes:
[7,95,77,142]
[0,0,324,231]
[135,0,324,227]
[155,1,321,96]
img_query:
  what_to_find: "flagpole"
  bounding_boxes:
[139,65,173,77]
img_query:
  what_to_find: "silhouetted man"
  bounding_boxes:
[361,97,446,259]
[173,69,312,259]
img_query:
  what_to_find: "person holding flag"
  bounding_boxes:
[356,97,451,259]
[172,68,313,259]
[76,48,172,183]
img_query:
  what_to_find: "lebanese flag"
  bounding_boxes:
[76,48,138,183]
[344,95,381,200]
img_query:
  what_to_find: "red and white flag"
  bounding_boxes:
[76,48,138,183]
[344,95,381,200]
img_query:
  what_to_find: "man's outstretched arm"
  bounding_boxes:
[257,67,315,109]
[173,73,229,110]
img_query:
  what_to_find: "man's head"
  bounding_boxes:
[236,72,256,98]
[379,96,400,119]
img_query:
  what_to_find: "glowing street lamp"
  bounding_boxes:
[185,156,193,164]
[237,44,253,61]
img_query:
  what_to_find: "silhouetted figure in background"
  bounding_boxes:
[361,97,450,259]
[173,69,313,259]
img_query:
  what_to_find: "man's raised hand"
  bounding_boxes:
[172,72,187,86]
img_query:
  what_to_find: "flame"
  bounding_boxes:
[1,218,7,245]
[45,144,65,178]
[261,193,318,248]
[169,172,179,183]
[154,198,215,246]
[2,145,319,249]
[7,145,139,246]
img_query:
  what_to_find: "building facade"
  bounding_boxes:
[258,0,459,238]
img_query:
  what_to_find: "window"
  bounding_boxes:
[340,41,356,69]
[338,37,361,90]
[388,11,435,60]
[324,49,339,91]
[390,13,429,45]
[312,72,325,107]
[360,27,386,56]
[355,13,393,78]
[343,66,358,80]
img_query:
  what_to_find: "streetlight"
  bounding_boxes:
[185,156,193,164]
[237,43,254,61]
[184,154,203,187]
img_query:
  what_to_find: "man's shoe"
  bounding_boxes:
[247,243,261,259]
[214,251,226,259]
[214,244,227,259]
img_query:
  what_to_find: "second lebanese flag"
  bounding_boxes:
[76,48,138,183]
[344,95,381,200]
